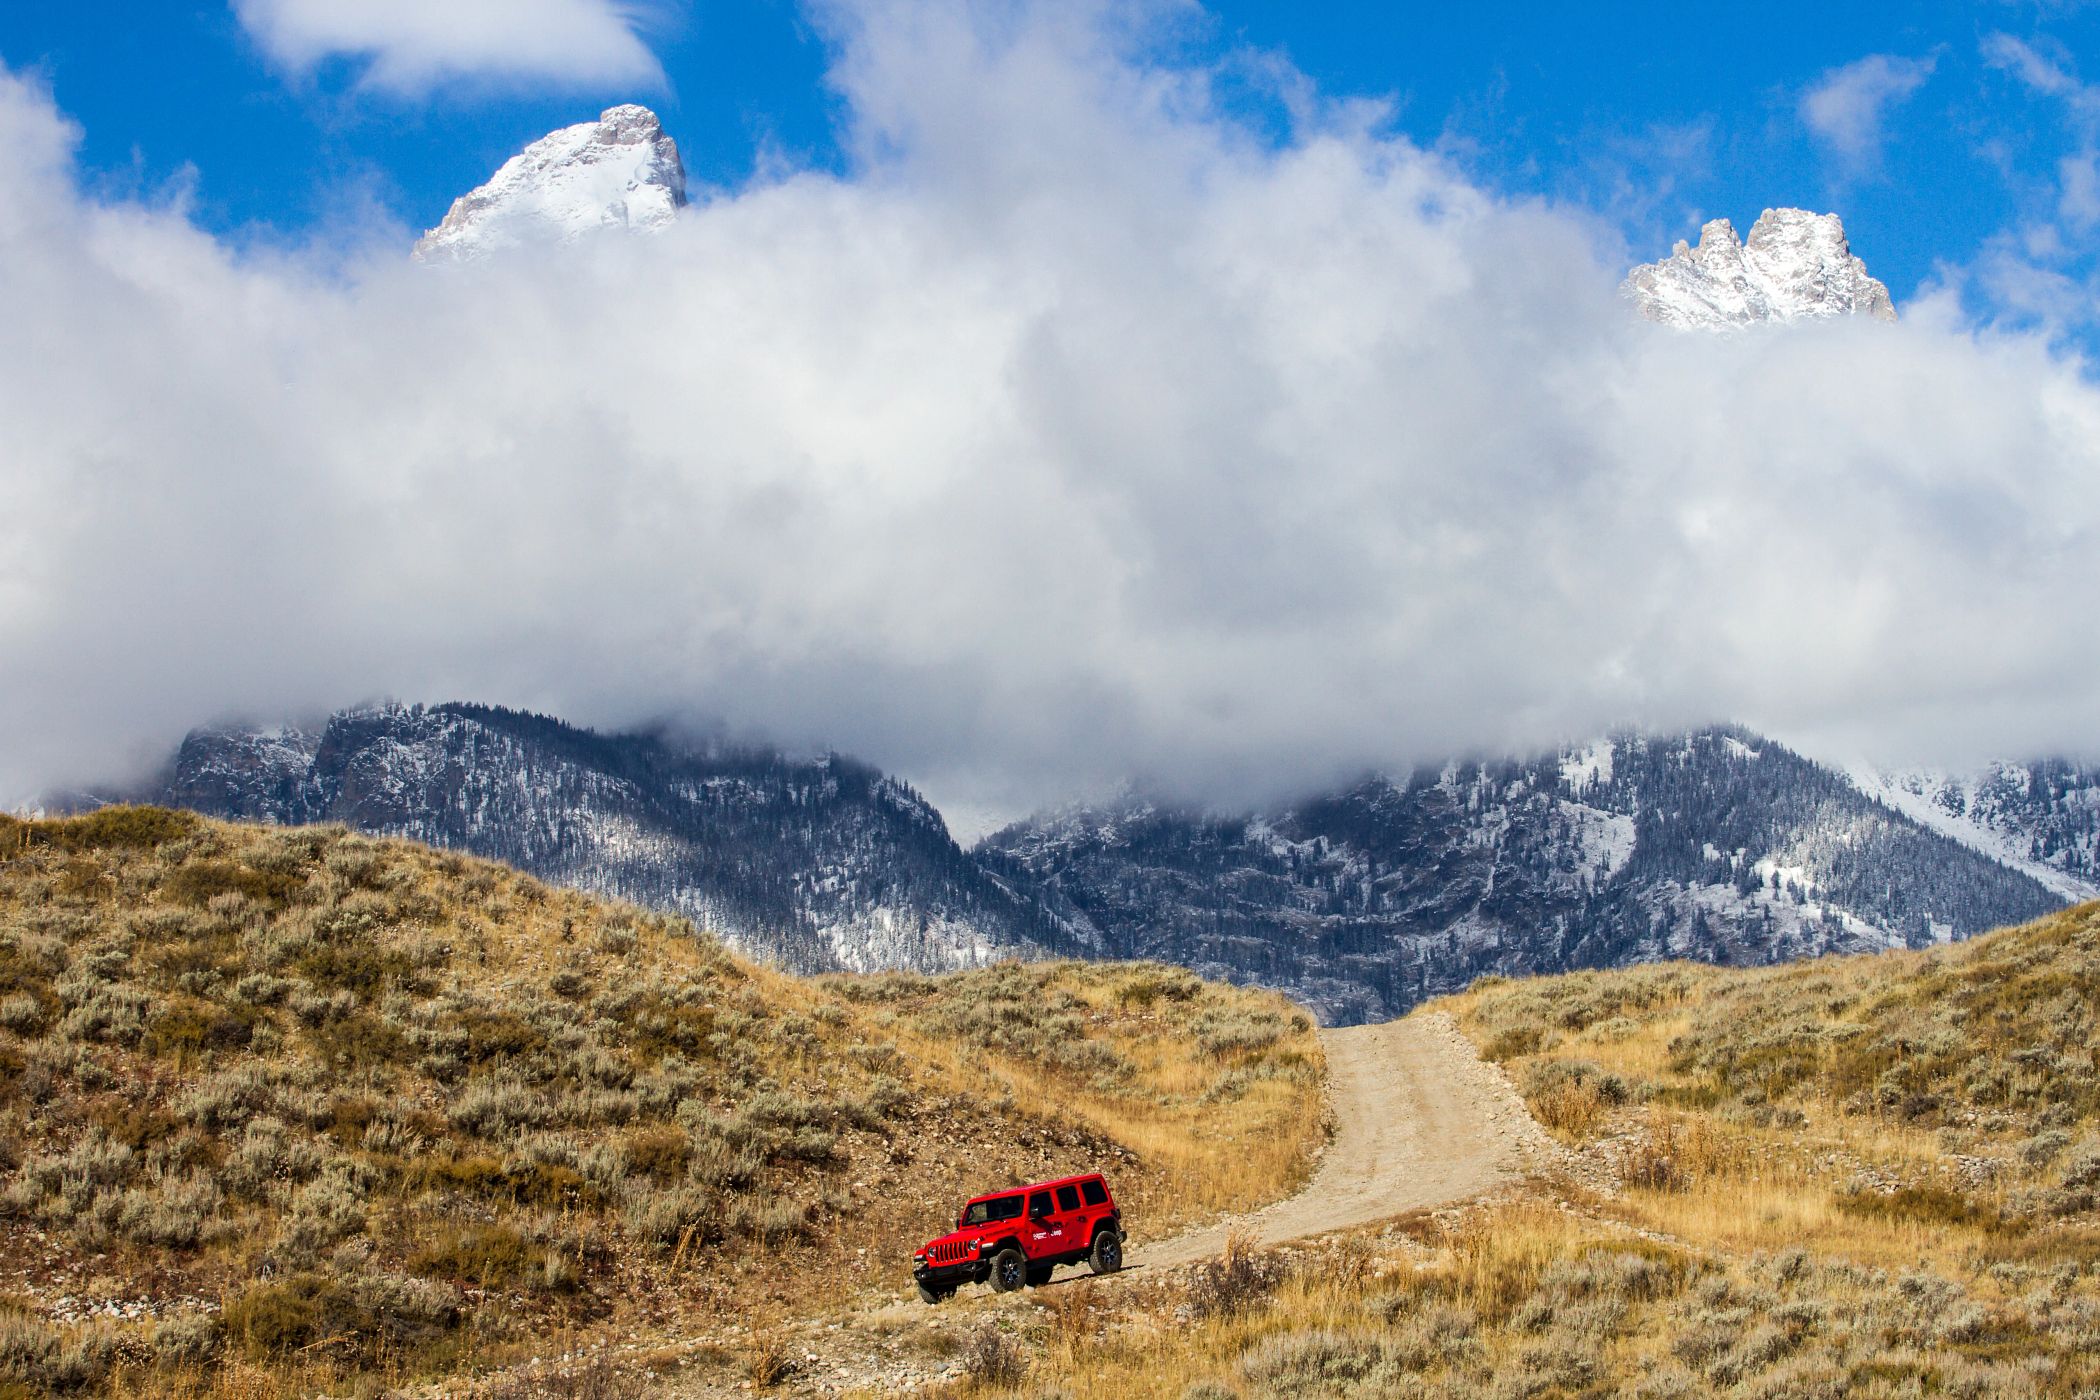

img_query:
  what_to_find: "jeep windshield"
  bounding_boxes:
[960,1194,1024,1228]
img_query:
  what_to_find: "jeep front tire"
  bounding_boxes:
[988,1246,1027,1293]
[1088,1229,1123,1275]
[916,1281,953,1305]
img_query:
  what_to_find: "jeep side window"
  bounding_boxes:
[1080,1179,1108,1207]
[1055,1184,1081,1212]
[1028,1191,1054,1219]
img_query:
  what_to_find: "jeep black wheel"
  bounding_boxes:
[1088,1230,1123,1275]
[989,1247,1027,1293]
[916,1281,953,1305]
[1026,1264,1053,1287]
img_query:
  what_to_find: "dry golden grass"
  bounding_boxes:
[0,808,1324,1398]
[910,903,2100,1399]
[937,1182,2100,1399]
[1434,901,2100,1273]
[823,961,1327,1235]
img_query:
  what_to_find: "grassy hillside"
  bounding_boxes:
[0,809,1325,1398]
[976,903,2100,1399]
[1446,899,2100,1263]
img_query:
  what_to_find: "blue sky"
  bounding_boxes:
[3,1,2098,322]
[6,1,2100,808]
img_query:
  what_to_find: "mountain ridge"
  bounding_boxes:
[128,701,1064,975]
[978,727,2067,1023]
[92,705,2091,1026]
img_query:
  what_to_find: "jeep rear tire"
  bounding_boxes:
[916,1281,953,1305]
[1088,1229,1123,1275]
[988,1246,1027,1293]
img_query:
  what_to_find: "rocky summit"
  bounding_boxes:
[1622,208,1897,329]
[414,104,686,260]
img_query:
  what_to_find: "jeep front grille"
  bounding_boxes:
[931,1242,970,1265]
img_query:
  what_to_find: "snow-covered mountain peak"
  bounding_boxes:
[414,105,686,261]
[1622,208,1897,329]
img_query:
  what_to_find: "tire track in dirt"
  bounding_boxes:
[1144,1010,1561,1267]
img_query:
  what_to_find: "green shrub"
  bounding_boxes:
[149,1310,219,1366]
[1187,1235,1289,1319]
[163,859,302,907]
[27,807,196,853]
[960,1325,1026,1387]
[623,1186,721,1247]
[1117,969,1201,1008]
[1239,1330,1391,1394]
[223,1270,459,1362]
[176,1065,278,1130]
[410,1224,541,1287]
[453,1008,547,1063]
[1836,1184,1996,1229]
[115,1173,224,1248]
[452,1077,553,1139]
[1485,1026,1544,1060]
[730,1196,810,1246]
[0,1313,113,1393]
[56,980,150,1046]
[621,1125,690,1182]
[0,994,45,1035]
[294,935,417,1001]
[143,1000,257,1058]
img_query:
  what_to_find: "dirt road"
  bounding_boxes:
[1146,1010,1560,1267]
[591,1009,1560,1397]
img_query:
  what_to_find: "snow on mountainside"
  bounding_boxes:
[74,706,2087,1026]
[979,728,2066,1024]
[414,105,686,261]
[1849,762,2100,904]
[1622,208,1897,329]
[127,703,1057,975]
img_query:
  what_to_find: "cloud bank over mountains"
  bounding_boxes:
[2,1,2098,816]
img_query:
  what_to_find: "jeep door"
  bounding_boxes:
[1053,1181,1087,1243]
[1025,1190,1064,1259]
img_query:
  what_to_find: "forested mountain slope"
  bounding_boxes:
[982,728,2064,1023]
[135,702,1060,975]
[100,711,2075,1024]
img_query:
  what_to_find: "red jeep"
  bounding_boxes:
[911,1173,1124,1303]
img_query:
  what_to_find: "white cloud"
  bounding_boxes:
[1967,35,2100,334]
[2061,149,2100,229]
[3,5,2100,820]
[1981,32,2096,109]
[1800,53,1936,166]
[231,0,668,94]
